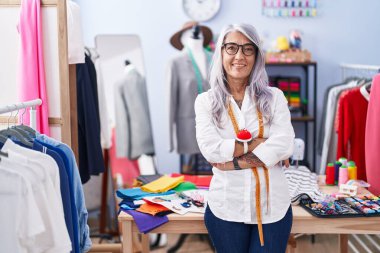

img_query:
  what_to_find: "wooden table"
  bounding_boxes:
[118,185,380,253]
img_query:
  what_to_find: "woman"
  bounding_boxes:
[195,24,295,253]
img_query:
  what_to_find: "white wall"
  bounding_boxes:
[75,0,380,174]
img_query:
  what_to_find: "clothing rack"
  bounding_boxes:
[0,99,42,130]
[340,63,380,81]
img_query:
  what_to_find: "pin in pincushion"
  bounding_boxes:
[236,129,252,142]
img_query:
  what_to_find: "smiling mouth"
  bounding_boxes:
[232,64,246,68]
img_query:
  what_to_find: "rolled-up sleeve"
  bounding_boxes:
[195,93,235,163]
[253,89,295,167]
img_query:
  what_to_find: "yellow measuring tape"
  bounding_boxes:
[227,103,269,246]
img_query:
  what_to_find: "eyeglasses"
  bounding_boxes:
[222,42,257,56]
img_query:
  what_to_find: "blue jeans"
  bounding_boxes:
[204,205,293,253]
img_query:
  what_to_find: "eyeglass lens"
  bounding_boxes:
[224,43,256,56]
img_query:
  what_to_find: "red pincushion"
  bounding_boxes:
[237,129,252,141]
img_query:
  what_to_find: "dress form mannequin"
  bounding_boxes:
[181,26,207,79]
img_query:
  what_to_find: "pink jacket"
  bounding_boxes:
[18,0,49,135]
[365,74,380,194]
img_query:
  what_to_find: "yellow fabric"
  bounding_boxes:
[141,175,184,193]
[227,103,269,246]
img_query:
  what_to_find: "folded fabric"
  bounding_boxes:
[173,181,197,193]
[141,176,184,193]
[291,193,317,205]
[120,204,136,210]
[171,173,212,187]
[119,199,143,209]
[137,202,170,216]
[283,166,326,205]
[116,187,175,201]
[122,210,168,234]
[137,174,163,185]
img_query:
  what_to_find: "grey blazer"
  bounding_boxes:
[114,66,155,159]
[167,50,212,154]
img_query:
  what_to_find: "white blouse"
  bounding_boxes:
[195,87,295,224]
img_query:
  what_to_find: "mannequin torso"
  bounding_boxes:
[181,29,207,79]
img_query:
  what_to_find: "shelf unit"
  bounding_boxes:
[266,61,317,171]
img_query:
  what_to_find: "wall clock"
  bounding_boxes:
[182,0,221,22]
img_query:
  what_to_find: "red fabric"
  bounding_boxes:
[335,87,368,181]
[365,75,380,194]
[170,173,212,187]
[109,128,140,188]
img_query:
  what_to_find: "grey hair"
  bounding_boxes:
[208,23,273,128]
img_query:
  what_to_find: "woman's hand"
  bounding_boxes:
[210,162,234,171]
[283,159,290,168]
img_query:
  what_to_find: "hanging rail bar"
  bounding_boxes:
[0,99,42,114]
[340,63,380,71]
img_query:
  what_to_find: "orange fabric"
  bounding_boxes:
[137,202,170,216]
[228,103,268,246]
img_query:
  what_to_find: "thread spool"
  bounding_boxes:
[326,163,335,185]
[348,161,357,180]
[334,161,342,184]
[339,157,348,167]
[339,166,349,186]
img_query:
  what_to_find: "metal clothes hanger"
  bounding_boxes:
[13,105,37,139]
[0,108,33,148]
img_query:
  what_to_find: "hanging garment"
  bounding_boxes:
[114,65,155,159]
[0,168,44,253]
[365,74,380,194]
[195,87,294,224]
[32,140,76,252]
[109,128,140,188]
[319,80,358,174]
[336,87,368,181]
[167,50,212,154]
[4,149,71,253]
[92,54,112,149]
[67,0,85,64]
[18,0,49,135]
[76,56,105,183]
[317,80,355,155]
[36,134,92,252]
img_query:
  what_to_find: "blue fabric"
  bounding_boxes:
[116,188,176,201]
[119,200,141,209]
[204,205,293,253]
[36,135,92,253]
[33,141,75,253]
[119,204,136,211]
[122,209,169,234]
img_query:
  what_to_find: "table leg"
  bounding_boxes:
[121,221,133,253]
[339,234,348,253]
[142,234,150,253]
